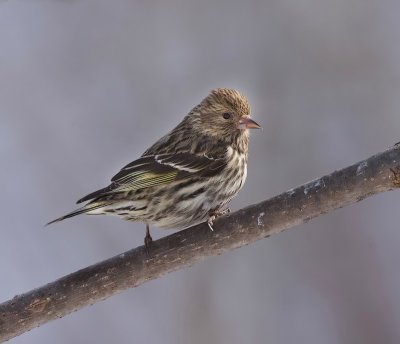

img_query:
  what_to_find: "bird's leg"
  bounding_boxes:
[144,223,153,256]
[207,206,231,231]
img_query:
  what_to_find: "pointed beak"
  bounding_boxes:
[237,116,262,130]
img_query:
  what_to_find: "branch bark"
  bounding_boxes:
[1,146,400,342]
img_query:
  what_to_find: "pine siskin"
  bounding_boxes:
[48,88,261,250]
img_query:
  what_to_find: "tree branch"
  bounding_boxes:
[1,146,400,342]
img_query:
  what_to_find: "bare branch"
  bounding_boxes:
[1,146,400,342]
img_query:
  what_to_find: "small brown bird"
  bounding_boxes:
[48,88,261,251]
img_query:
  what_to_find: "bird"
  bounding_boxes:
[48,88,261,252]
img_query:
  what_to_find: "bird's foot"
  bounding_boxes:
[207,207,231,231]
[144,224,153,257]
[144,234,153,257]
[218,207,231,216]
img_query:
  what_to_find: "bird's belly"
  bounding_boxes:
[146,180,216,229]
[148,165,247,229]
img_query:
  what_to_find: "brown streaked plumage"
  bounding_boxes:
[48,88,261,251]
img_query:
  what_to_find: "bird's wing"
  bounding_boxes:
[111,153,227,189]
[76,152,227,203]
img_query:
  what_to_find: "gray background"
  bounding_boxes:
[1,1,400,343]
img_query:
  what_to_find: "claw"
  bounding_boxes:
[207,206,231,231]
[220,207,231,215]
[144,224,153,257]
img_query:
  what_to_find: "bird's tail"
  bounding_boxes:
[46,203,105,226]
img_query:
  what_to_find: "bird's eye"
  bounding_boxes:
[222,113,231,120]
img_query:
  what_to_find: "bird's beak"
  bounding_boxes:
[237,116,262,130]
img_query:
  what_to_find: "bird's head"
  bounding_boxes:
[189,88,261,144]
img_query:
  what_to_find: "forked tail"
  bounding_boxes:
[46,203,105,226]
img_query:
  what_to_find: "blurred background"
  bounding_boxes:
[1,1,400,343]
